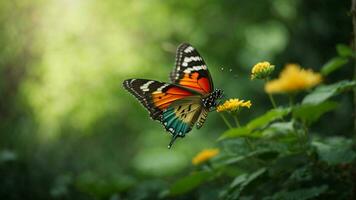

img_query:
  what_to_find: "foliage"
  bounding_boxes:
[163,45,356,199]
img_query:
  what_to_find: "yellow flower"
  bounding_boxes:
[216,98,252,112]
[251,61,275,80]
[192,148,220,165]
[265,64,322,94]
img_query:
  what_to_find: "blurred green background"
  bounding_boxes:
[0,0,353,199]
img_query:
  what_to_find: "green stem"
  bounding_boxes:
[302,121,309,143]
[288,93,294,107]
[268,93,277,109]
[220,113,233,129]
[204,161,214,171]
[233,114,255,150]
[233,114,241,128]
[265,78,277,109]
[296,120,309,150]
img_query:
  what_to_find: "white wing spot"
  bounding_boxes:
[140,81,154,92]
[182,56,202,67]
[157,84,169,92]
[184,56,201,63]
[184,46,194,53]
[183,65,207,73]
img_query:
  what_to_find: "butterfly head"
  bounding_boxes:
[202,89,224,110]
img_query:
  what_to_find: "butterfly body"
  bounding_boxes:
[201,89,224,109]
[123,43,223,148]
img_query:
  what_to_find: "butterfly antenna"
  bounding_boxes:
[168,134,179,149]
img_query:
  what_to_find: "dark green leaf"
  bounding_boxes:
[169,171,213,196]
[312,137,356,165]
[302,80,356,105]
[228,168,266,199]
[221,150,272,165]
[293,101,338,124]
[288,165,312,182]
[230,173,248,188]
[320,57,348,76]
[269,153,308,176]
[220,139,252,155]
[264,185,328,200]
[336,44,353,57]
[240,168,266,189]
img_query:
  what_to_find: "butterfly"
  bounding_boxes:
[123,43,223,148]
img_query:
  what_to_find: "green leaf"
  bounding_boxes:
[240,167,266,189]
[221,150,272,165]
[312,137,356,165]
[264,185,328,200]
[262,121,295,138]
[269,153,308,177]
[247,108,291,130]
[320,57,348,76]
[302,80,356,105]
[169,171,213,196]
[230,173,248,188]
[293,101,338,124]
[227,168,266,199]
[219,108,291,140]
[336,44,353,57]
[288,166,312,182]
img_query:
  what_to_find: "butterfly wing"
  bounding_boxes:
[161,96,204,148]
[170,43,214,94]
[123,79,200,120]
[124,44,217,148]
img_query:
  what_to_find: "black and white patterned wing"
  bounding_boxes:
[170,43,214,94]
